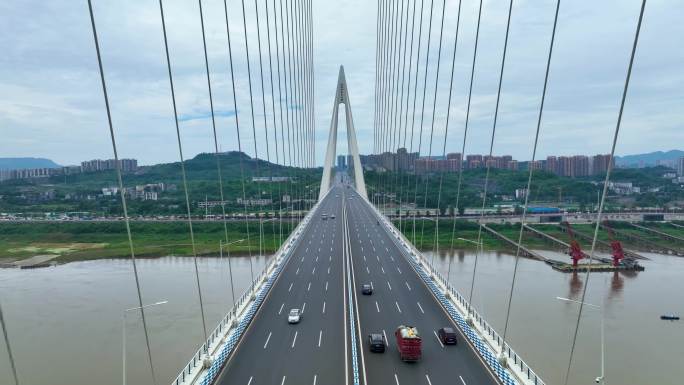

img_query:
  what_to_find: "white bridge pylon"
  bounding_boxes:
[319,66,368,201]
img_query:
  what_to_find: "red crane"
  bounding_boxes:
[563,221,584,266]
[603,221,625,267]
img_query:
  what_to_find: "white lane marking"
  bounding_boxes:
[307,282,311,291]
[386,247,389,252]
[394,374,400,385]
[296,267,300,275]
[263,331,272,349]
[387,281,392,291]
[405,281,411,291]
[318,247,321,252]
[417,302,424,314]
[247,376,253,385]
[370,281,374,290]
[317,330,323,347]
[376,255,380,261]
[322,301,326,314]
[313,375,317,385]
[288,283,293,292]
[302,302,306,313]
[397,267,402,274]
[291,331,298,348]
[331,247,333,252]
[373,246,376,252]
[381,267,386,274]
[329,255,332,261]
[382,329,390,347]
[361,246,364,252]
[459,375,466,385]
[395,301,402,313]
[434,330,445,348]
[315,256,319,262]
[390,256,394,262]
[363,255,366,262]
[279,303,285,314]
[325,281,328,291]
[375,301,380,313]
[425,374,433,385]
[328,266,331,274]
[281,376,287,385]
[366,266,370,274]
[302,256,305,262]
[312,267,316,275]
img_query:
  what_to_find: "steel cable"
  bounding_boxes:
[564,1,646,383]
[470,0,514,324]
[88,1,157,382]
[411,0,435,250]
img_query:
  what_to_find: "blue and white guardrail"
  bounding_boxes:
[171,193,330,385]
[367,198,547,385]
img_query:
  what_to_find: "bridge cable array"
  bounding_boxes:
[563,1,647,383]
[87,1,159,383]
[372,1,649,384]
[82,0,315,384]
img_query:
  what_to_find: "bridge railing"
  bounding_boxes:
[171,259,271,385]
[171,192,332,385]
[367,199,546,385]
[431,268,547,385]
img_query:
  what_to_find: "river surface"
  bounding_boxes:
[1,250,682,385]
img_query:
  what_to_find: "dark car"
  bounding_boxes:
[368,333,386,352]
[437,327,457,345]
[361,284,373,295]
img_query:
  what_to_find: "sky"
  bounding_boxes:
[0,0,681,167]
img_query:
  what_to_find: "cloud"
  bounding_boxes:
[178,109,237,122]
[0,0,681,166]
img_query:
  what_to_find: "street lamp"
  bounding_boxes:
[259,217,277,259]
[420,217,439,267]
[122,300,168,385]
[556,296,605,384]
[220,239,245,310]
[456,237,484,323]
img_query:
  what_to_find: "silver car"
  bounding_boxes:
[288,308,301,324]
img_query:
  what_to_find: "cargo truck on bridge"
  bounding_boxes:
[395,325,422,362]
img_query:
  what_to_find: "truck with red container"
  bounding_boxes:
[395,325,422,362]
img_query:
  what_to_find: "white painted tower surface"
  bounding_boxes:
[318,66,368,201]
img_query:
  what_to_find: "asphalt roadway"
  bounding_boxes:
[215,182,499,385]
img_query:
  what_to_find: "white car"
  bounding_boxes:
[288,309,301,324]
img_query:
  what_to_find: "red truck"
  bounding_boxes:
[395,325,422,361]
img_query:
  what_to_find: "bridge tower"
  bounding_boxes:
[319,66,368,200]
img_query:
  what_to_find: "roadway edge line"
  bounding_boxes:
[209,191,335,385]
[362,196,507,385]
[345,197,368,385]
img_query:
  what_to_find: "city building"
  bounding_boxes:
[81,158,137,173]
[592,154,613,175]
[678,156,684,176]
[337,155,347,169]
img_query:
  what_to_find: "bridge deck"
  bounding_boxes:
[213,184,498,385]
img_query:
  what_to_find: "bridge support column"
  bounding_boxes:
[318,66,368,200]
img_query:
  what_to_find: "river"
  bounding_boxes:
[0,250,682,385]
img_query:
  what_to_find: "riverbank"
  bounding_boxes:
[1,219,680,265]
[393,219,683,255]
[0,221,295,264]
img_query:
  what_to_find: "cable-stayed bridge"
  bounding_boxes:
[0,1,653,385]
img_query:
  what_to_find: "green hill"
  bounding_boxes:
[0,151,321,215]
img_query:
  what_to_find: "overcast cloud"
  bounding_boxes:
[0,0,681,166]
